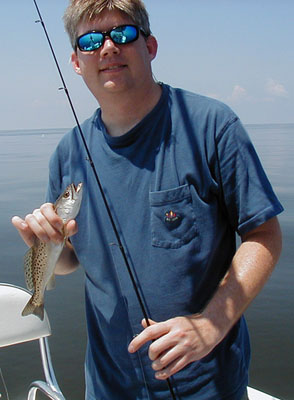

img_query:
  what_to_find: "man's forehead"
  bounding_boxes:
[77,9,133,34]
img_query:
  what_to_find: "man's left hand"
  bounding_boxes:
[128,315,222,380]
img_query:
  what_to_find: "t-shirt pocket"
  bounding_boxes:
[149,184,198,249]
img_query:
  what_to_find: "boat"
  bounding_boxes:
[0,283,282,400]
[248,386,281,400]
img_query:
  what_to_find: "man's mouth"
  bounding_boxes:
[101,64,127,72]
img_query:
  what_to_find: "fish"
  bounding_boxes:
[22,182,83,320]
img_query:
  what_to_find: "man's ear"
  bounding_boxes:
[71,51,82,75]
[146,35,158,62]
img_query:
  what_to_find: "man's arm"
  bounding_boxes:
[11,202,79,275]
[128,216,282,380]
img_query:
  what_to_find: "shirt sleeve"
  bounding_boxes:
[214,118,283,236]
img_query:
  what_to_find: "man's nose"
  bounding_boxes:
[100,37,120,57]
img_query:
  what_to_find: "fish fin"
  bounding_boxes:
[24,247,34,291]
[46,274,56,291]
[22,298,44,321]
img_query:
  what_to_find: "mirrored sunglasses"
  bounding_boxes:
[76,24,147,52]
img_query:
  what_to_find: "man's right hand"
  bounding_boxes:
[11,202,78,247]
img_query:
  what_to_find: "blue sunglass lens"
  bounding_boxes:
[78,32,104,51]
[110,25,138,44]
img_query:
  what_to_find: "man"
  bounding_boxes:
[12,0,283,399]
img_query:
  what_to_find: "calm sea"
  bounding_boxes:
[0,124,293,400]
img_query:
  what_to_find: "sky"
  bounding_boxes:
[1,0,293,130]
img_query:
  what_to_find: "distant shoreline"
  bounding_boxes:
[1,122,294,136]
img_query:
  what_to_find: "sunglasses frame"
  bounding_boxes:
[75,24,147,52]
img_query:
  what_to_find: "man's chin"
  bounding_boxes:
[102,80,129,93]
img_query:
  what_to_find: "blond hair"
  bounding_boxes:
[63,0,151,49]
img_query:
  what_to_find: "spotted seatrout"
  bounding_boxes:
[22,183,83,320]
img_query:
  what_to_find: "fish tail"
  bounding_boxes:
[22,298,44,321]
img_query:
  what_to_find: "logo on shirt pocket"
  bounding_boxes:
[150,184,198,249]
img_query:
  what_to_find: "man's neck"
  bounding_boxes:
[99,82,162,137]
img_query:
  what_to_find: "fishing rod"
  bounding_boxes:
[32,1,176,398]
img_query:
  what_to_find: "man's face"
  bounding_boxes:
[71,9,157,100]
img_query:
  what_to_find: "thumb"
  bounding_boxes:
[141,318,157,329]
[64,219,78,237]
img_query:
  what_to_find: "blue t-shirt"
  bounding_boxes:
[47,84,283,400]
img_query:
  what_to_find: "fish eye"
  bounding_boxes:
[63,191,70,198]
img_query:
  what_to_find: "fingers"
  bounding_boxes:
[147,329,175,361]
[12,203,78,247]
[25,204,63,243]
[11,216,36,247]
[128,320,169,354]
[151,344,191,380]
[153,352,190,380]
[38,204,78,238]
[141,318,157,329]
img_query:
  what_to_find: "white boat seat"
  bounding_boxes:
[0,282,65,400]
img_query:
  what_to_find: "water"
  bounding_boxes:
[0,125,293,399]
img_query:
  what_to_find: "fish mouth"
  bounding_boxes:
[75,182,83,193]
